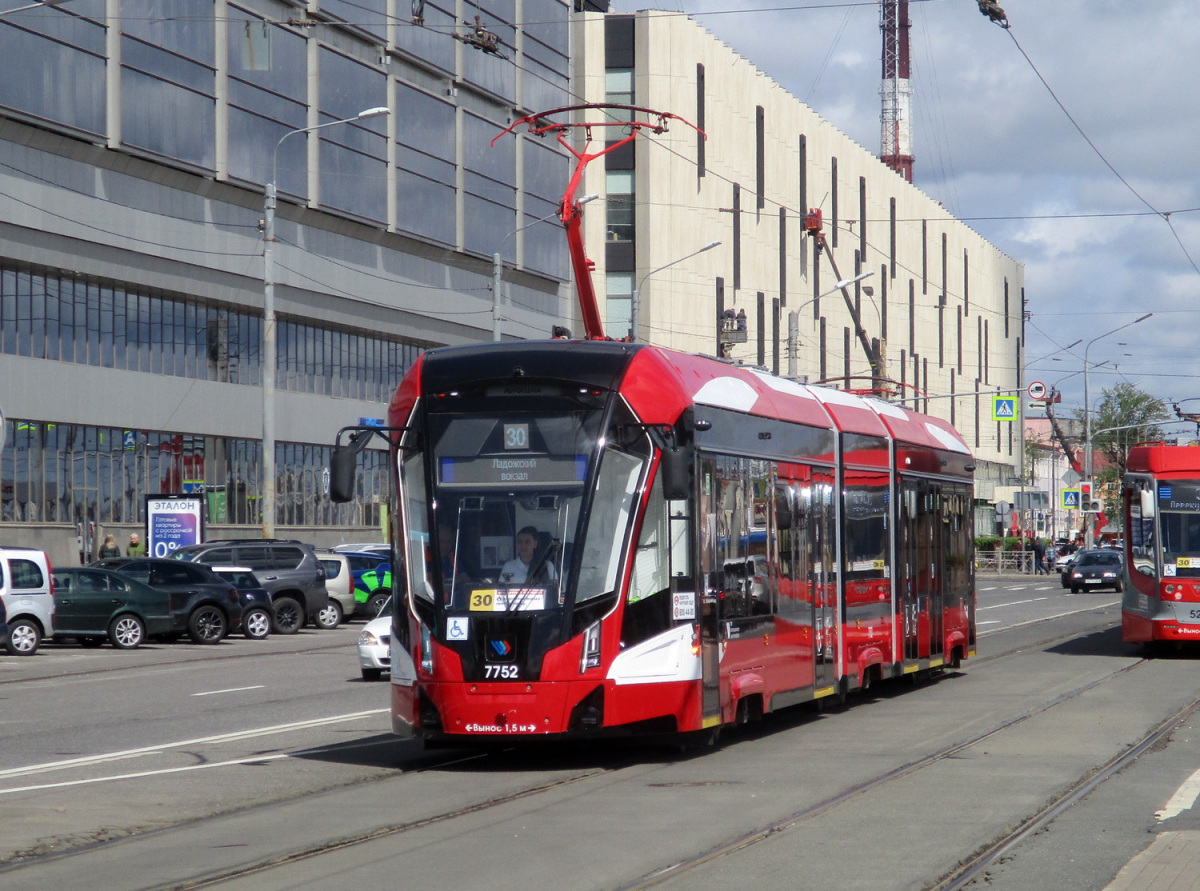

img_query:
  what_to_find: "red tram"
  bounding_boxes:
[1122,442,1200,644]
[328,104,975,743]
[331,343,975,742]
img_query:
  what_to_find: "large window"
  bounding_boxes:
[120,0,216,169]
[1,417,388,529]
[0,262,426,402]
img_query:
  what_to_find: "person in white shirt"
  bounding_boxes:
[500,526,556,585]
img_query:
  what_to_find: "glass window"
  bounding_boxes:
[606,272,632,336]
[0,14,106,135]
[605,169,634,242]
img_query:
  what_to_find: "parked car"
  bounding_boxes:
[339,550,391,597]
[51,567,176,649]
[356,564,393,618]
[1065,549,1124,593]
[168,539,329,634]
[333,543,391,557]
[90,557,243,644]
[314,549,355,628]
[0,546,55,655]
[357,596,392,681]
[208,566,275,640]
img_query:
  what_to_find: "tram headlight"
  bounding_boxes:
[581,620,601,672]
[420,623,434,674]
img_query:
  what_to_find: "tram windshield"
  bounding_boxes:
[1157,480,1200,578]
[402,403,651,613]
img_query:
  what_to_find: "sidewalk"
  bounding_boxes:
[1105,831,1200,890]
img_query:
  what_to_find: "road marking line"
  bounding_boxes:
[0,738,399,796]
[192,685,267,697]
[1157,768,1200,821]
[979,597,1049,610]
[978,600,1120,637]
[0,708,388,780]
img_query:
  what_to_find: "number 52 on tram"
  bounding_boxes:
[330,339,976,744]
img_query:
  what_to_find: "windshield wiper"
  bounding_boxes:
[504,538,560,612]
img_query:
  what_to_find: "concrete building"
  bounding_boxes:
[0,0,578,563]
[572,11,1026,530]
[0,2,1024,564]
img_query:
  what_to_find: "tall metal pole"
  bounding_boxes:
[262,107,389,538]
[492,252,503,342]
[1081,312,1151,544]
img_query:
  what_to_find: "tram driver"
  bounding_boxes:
[500,526,557,586]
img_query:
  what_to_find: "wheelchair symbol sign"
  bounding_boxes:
[447,617,470,641]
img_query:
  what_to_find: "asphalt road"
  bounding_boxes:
[2,577,1197,891]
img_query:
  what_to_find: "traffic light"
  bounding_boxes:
[1080,481,1101,512]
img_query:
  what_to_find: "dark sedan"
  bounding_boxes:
[90,557,243,644]
[52,567,176,649]
[209,566,275,640]
[1065,549,1124,593]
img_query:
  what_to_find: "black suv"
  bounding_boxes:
[168,540,330,633]
[89,557,243,644]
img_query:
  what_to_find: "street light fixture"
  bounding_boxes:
[262,105,390,538]
[1082,312,1151,543]
[492,195,598,342]
[0,0,68,16]
[629,240,721,343]
[786,271,876,379]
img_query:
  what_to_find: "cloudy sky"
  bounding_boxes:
[607,0,1200,424]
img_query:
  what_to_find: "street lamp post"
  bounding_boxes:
[492,195,597,342]
[262,106,389,538]
[629,240,721,343]
[786,271,874,379]
[1082,312,1151,544]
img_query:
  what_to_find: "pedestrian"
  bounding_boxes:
[126,532,146,557]
[98,533,121,558]
[1032,538,1046,575]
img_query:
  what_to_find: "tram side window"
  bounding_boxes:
[621,474,673,647]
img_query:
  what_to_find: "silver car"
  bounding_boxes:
[357,597,392,681]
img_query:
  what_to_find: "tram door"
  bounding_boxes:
[899,479,926,660]
[697,459,723,727]
[811,469,838,690]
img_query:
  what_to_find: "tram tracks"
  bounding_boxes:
[616,658,1154,890]
[0,598,1158,889]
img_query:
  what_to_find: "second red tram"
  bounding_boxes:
[1122,441,1200,644]
[333,340,976,743]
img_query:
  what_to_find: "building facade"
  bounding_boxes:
[0,0,578,562]
[1,2,1024,564]
[573,11,1026,529]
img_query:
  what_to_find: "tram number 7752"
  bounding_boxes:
[484,664,520,679]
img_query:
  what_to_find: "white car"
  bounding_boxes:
[357,599,392,681]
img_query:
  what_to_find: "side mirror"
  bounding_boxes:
[660,446,693,501]
[329,446,358,503]
[1140,487,1156,519]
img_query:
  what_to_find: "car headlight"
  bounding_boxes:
[359,630,380,646]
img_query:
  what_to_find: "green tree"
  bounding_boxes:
[1074,382,1168,501]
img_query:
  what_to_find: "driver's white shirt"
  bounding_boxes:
[499,557,556,584]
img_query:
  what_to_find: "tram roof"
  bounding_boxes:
[866,399,972,455]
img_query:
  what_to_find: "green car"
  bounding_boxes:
[52,567,176,649]
[356,564,392,618]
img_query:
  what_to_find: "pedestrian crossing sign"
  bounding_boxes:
[992,395,1017,422]
[1062,489,1080,510]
